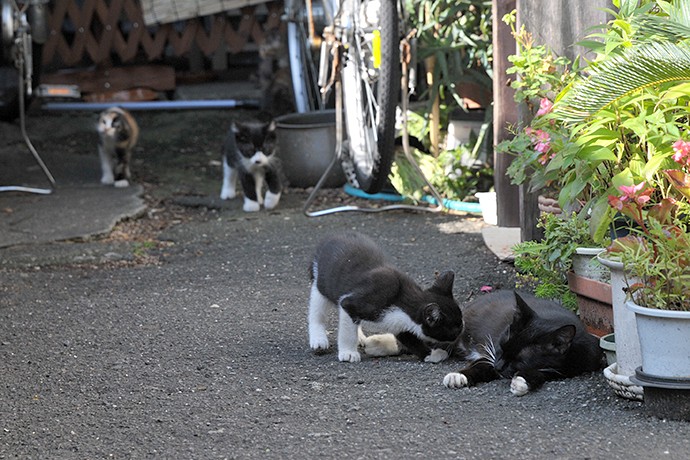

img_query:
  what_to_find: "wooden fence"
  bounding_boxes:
[42,0,284,69]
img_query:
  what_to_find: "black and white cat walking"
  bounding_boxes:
[308,232,464,363]
[220,120,282,212]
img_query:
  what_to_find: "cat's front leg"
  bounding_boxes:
[98,146,115,185]
[443,361,500,389]
[263,167,282,210]
[239,174,261,212]
[337,307,361,362]
[220,160,238,200]
[308,283,331,351]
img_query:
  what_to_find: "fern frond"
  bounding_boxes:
[554,40,690,123]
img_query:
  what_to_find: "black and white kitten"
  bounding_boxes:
[308,232,464,363]
[220,120,282,212]
[97,107,139,187]
[442,290,604,396]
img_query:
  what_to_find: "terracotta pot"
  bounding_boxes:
[567,271,612,337]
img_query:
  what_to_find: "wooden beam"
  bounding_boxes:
[491,0,520,228]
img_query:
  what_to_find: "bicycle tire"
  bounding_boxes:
[340,0,400,194]
[286,0,333,113]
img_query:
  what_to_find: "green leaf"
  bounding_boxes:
[554,41,690,123]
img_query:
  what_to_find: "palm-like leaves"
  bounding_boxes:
[553,40,690,123]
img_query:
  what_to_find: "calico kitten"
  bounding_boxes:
[442,290,604,396]
[308,232,464,363]
[220,119,282,212]
[97,107,139,188]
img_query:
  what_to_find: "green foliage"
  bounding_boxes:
[390,110,492,202]
[513,213,603,312]
[615,218,690,311]
[605,177,690,311]
[390,142,492,202]
[549,0,690,242]
[392,2,494,205]
[406,0,493,111]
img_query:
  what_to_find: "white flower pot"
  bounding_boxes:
[573,247,609,283]
[596,256,641,377]
[626,300,690,379]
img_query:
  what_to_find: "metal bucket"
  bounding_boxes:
[275,110,346,188]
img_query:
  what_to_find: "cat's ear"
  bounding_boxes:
[510,291,536,333]
[423,303,442,327]
[429,271,454,296]
[545,325,576,354]
[267,120,276,132]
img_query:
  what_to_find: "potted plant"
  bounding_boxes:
[605,172,690,420]
[549,0,690,243]
[512,212,606,313]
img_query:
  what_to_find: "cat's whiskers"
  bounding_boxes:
[479,335,497,365]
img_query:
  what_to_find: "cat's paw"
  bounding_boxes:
[101,174,114,185]
[424,348,449,363]
[264,191,281,210]
[243,198,261,212]
[510,376,530,397]
[363,333,400,356]
[443,372,469,389]
[114,179,130,188]
[338,350,361,363]
[220,186,236,200]
[309,335,330,352]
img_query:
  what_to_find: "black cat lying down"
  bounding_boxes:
[363,290,604,395]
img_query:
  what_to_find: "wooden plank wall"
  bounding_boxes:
[41,0,283,68]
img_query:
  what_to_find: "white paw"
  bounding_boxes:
[363,333,400,356]
[220,186,236,200]
[114,179,130,188]
[510,376,529,396]
[101,175,114,185]
[243,198,261,212]
[424,348,449,363]
[443,372,468,389]
[309,334,329,351]
[264,191,281,210]
[338,350,361,363]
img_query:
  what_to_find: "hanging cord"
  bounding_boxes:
[0,0,55,193]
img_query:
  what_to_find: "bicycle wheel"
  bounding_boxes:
[285,0,334,113]
[340,0,400,194]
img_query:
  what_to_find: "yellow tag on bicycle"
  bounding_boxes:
[372,29,381,69]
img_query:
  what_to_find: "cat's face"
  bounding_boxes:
[233,121,277,166]
[97,109,125,138]
[420,271,464,343]
[493,296,576,378]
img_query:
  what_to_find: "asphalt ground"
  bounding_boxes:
[1,109,690,459]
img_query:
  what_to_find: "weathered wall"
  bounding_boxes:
[518,0,612,60]
[504,0,613,239]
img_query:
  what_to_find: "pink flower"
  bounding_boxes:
[526,128,551,154]
[532,129,550,143]
[534,142,550,154]
[536,98,554,116]
[672,139,690,165]
[538,151,556,165]
[618,182,646,201]
[480,285,493,293]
